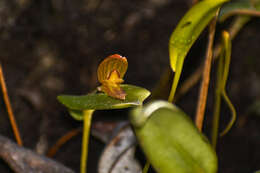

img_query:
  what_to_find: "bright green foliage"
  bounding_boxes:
[130,101,218,173]
[168,0,229,102]
[57,84,150,111]
[219,0,260,21]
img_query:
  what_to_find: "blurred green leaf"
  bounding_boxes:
[130,101,218,173]
[57,84,150,110]
[168,0,229,101]
[69,109,84,121]
[219,0,260,21]
[254,170,260,173]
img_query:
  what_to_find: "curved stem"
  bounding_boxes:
[211,30,236,147]
[47,128,81,157]
[81,110,94,173]
[220,90,236,136]
[220,9,260,22]
[0,65,23,146]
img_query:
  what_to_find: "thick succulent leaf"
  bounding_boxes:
[57,84,150,110]
[130,101,218,173]
[219,0,260,21]
[168,0,229,100]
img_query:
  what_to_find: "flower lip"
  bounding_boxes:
[97,54,128,100]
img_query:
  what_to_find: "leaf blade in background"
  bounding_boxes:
[219,0,260,22]
[69,109,84,121]
[168,0,229,101]
[57,84,150,110]
[169,0,229,71]
[130,101,218,173]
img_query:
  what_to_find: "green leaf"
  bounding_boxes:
[168,0,229,101]
[220,0,254,15]
[219,0,260,21]
[169,0,229,72]
[254,170,260,173]
[130,101,218,173]
[57,84,150,110]
[69,109,84,121]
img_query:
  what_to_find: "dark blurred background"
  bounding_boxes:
[0,0,260,172]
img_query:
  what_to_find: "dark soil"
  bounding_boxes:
[0,0,259,172]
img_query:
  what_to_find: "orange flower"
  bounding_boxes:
[97,54,128,100]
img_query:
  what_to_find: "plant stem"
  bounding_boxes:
[211,51,223,149]
[168,61,183,103]
[0,64,23,146]
[195,12,218,131]
[142,162,150,173]
[212,31,236,147]
[47,128,81,157]
[220,90,236,136]
[81,110,94,173]
[211,91,221,148]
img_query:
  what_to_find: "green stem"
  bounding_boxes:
[168,58,184,103]
[211,91,221,149]
[80,110,94,173]
[142,162,150,173]
[220,90,236,136]
[211,51,224,149]
[211,31,236,147]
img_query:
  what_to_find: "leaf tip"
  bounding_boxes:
[57,95,64,103]
[169,44,177,72]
